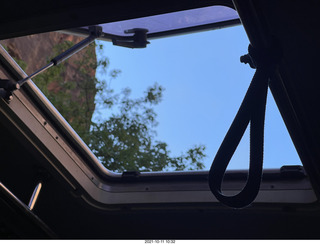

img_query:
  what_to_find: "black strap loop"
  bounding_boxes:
[208,44,281,208]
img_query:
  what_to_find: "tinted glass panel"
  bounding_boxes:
[83,6,239,36]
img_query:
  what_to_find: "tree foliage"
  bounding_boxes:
[35,40,97,135]
[33,41,206,172]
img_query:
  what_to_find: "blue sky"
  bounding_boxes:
[94,25,301,171]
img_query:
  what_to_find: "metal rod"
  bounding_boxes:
[18,62,54,86]
[28,182,42,211]
[50,33,97,66]
[0,181,23,205]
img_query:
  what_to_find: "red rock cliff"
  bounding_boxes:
[1,32,97,135]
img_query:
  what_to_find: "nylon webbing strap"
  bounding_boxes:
[208,44,281,208]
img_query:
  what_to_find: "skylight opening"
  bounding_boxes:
[1,5,302,174]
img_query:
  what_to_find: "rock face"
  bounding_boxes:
[1,32,97,135]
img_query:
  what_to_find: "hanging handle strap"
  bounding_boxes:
[208,44,281,208]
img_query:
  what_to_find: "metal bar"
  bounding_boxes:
[0,181,57,237]
[28,182,42,211]
[18,63,53,86]
[50,33,97,66]
[0,181,23,205]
